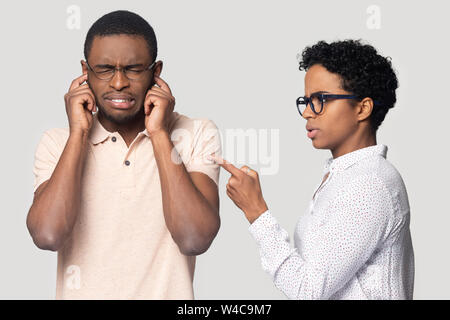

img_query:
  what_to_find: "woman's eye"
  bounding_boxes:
[311,95,320,104]
[318,95,327,103]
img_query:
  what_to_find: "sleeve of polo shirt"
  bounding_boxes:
[32,129,64,193]
[248,174,393,300]
[185,119,222,186]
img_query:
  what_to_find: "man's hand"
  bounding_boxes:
[144,75,175,137]
[209,155,268,224]
[64,73,97,135]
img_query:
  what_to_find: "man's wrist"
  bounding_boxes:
[69,128,90,139]
[68,129,90,146]
[148,128,169,140]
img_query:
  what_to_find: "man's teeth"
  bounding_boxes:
[111,99,129,102]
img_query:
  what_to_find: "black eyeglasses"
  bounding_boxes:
[296,93,358,116]
[85,60,156,81]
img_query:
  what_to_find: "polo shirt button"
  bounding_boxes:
[111,136,117,142]
[124,160,130,166]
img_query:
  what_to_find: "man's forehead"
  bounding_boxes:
[89,34,151,63]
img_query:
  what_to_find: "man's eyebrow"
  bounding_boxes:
[93,63,146,68]
[94,64,115,68]
[125,63,146,68]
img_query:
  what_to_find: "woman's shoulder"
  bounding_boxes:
[344,155,410,215]
[359,155,407,192]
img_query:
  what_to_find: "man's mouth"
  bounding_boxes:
[104,96,136,110]
[111,99,131,103]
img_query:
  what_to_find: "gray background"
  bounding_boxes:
[0,0,448,299]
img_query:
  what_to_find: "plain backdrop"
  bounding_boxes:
[0,0,448,299]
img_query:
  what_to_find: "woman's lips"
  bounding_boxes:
[307,129,319,139]
[105,98,136,109]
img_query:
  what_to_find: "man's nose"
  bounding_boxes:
[109,69,130,90]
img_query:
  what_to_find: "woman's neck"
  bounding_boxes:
[331,130,377,159]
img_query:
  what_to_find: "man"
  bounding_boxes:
[27,10,221,299]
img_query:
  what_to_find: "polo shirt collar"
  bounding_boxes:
[324,144,388,174]
[88,112,150,145]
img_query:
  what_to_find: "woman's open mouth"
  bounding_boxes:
[307,129,319,139]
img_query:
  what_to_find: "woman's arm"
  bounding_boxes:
[213,154,394,299]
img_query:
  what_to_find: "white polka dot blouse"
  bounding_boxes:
[248,144,414,299]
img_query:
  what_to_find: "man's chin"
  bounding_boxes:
[98,106,144,125]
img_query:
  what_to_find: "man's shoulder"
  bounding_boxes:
[170,112,218,134]
[40,127,70,145]
[44,127,70,136]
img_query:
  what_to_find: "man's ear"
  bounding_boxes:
[80,60,88,75]
[153,60,163,79]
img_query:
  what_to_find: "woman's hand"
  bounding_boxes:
[209,155,268,224]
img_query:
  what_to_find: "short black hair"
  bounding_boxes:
[298,39,398,133]
[84,10,157,62]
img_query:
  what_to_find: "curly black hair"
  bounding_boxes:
[298,39,398,133]
[84,10,157,62]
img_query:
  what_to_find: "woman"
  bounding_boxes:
[210,40,414,299]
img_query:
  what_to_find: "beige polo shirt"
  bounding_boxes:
[32,111,221,299]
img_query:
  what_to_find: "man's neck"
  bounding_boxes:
[97,111,146,148]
